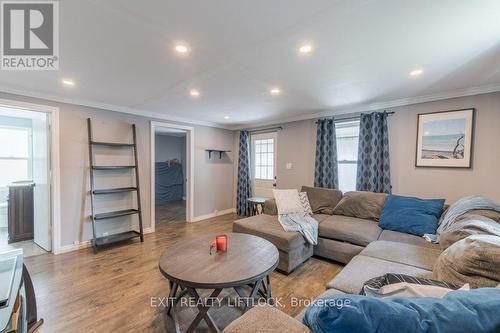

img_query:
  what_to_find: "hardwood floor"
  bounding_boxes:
[25,213,343,332]
[156,200,186,223]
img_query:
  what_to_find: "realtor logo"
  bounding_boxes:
[1,1,59,70]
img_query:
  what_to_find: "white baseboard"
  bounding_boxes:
[190,208,236,223]
[55,226,156,254]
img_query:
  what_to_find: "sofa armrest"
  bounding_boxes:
[222,304,310,333]
[263,199,278,216]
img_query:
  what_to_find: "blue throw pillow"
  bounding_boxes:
[303,288,500,333]
[379,194,445,236]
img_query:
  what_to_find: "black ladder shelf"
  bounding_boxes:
[87,118,144,253]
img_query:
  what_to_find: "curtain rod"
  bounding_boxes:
[315,111,395,124]
[248,126,283,134]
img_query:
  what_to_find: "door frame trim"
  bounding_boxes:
[0,98,61,254]
[150,121,194,230]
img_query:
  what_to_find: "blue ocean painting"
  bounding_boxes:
[421,118,466,159]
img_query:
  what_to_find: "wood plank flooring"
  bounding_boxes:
[25,213,343,333]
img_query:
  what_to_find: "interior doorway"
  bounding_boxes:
[150,122,194,230]
[0,105,53,257]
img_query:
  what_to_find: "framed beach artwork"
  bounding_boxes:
[415,109,475,168]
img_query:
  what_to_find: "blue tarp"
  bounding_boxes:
[155,162,184,204]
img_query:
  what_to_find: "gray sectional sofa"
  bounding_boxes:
[233,186,440,275]
[228,187,499,332]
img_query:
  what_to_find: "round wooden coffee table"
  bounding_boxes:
[159,232,279,333]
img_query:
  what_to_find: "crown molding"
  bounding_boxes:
[0,85,233,130]
[1,82,499,132]
[230,83,500,130]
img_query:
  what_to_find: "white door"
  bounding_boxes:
[32,112,51,251]
[250,132,277,198]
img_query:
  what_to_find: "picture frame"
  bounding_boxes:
[415,108,475,168]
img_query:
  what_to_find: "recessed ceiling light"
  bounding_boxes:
[270,88,281,95]
[61,79,75,87]
[409,69,423,77]
[223,116,230,120]
[189,89,200,97]
[174,44,189,54]
[299,44,313,54]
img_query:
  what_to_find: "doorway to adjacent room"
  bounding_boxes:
[0,102,58,257]
[150,122,194,229]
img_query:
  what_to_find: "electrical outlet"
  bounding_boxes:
[73,240,79,245]
[286,163,292,170]
[103,232,109,237]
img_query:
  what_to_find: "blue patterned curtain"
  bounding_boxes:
[236,130,252,216]
[314,118,339,189]
[356,112,391,193]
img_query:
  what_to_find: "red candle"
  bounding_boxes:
[210,234,228,254]
[216,235,227,253]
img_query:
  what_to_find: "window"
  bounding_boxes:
[336,121,360,192]
[254,138,275,180]
[0,127,32,187]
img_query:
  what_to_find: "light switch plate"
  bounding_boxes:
[286,163,292,170]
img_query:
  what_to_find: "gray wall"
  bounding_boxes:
[155,134,186,163]
[0,92,235,248]
[234,91,500,203]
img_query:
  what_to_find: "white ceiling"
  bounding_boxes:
[1,0,500,128]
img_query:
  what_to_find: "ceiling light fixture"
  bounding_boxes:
[409,69,423,77]
[223,116,230,120]
[299,44,313,54]
[61,79,75,87]
[174,44,189,54]
[189,89,200,97]
[270,88,281,95]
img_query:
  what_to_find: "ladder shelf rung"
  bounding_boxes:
[92,166,136,170]
[93,187,137,195]
[91,141,134,147]
[94,209,140,220]
[94,231,141,247]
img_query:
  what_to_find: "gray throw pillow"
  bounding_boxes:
[333,191,387,221]
[300,186,342,214]
[433,234,500,288]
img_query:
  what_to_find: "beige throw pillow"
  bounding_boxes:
[273,189,304,215]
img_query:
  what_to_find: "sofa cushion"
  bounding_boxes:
[263,198,278,215]
[233,215,305,251]
[433,234,500,288]
[313,214,330,223]
[302,288,500,333]
[379,195,445,236]
[360,240,442,270]
[319,215,382,246]
[223,304,310,333]
[378,229,441,249]
[332,191,387,221]
[300,186,342,214]
[326,255,432,294]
